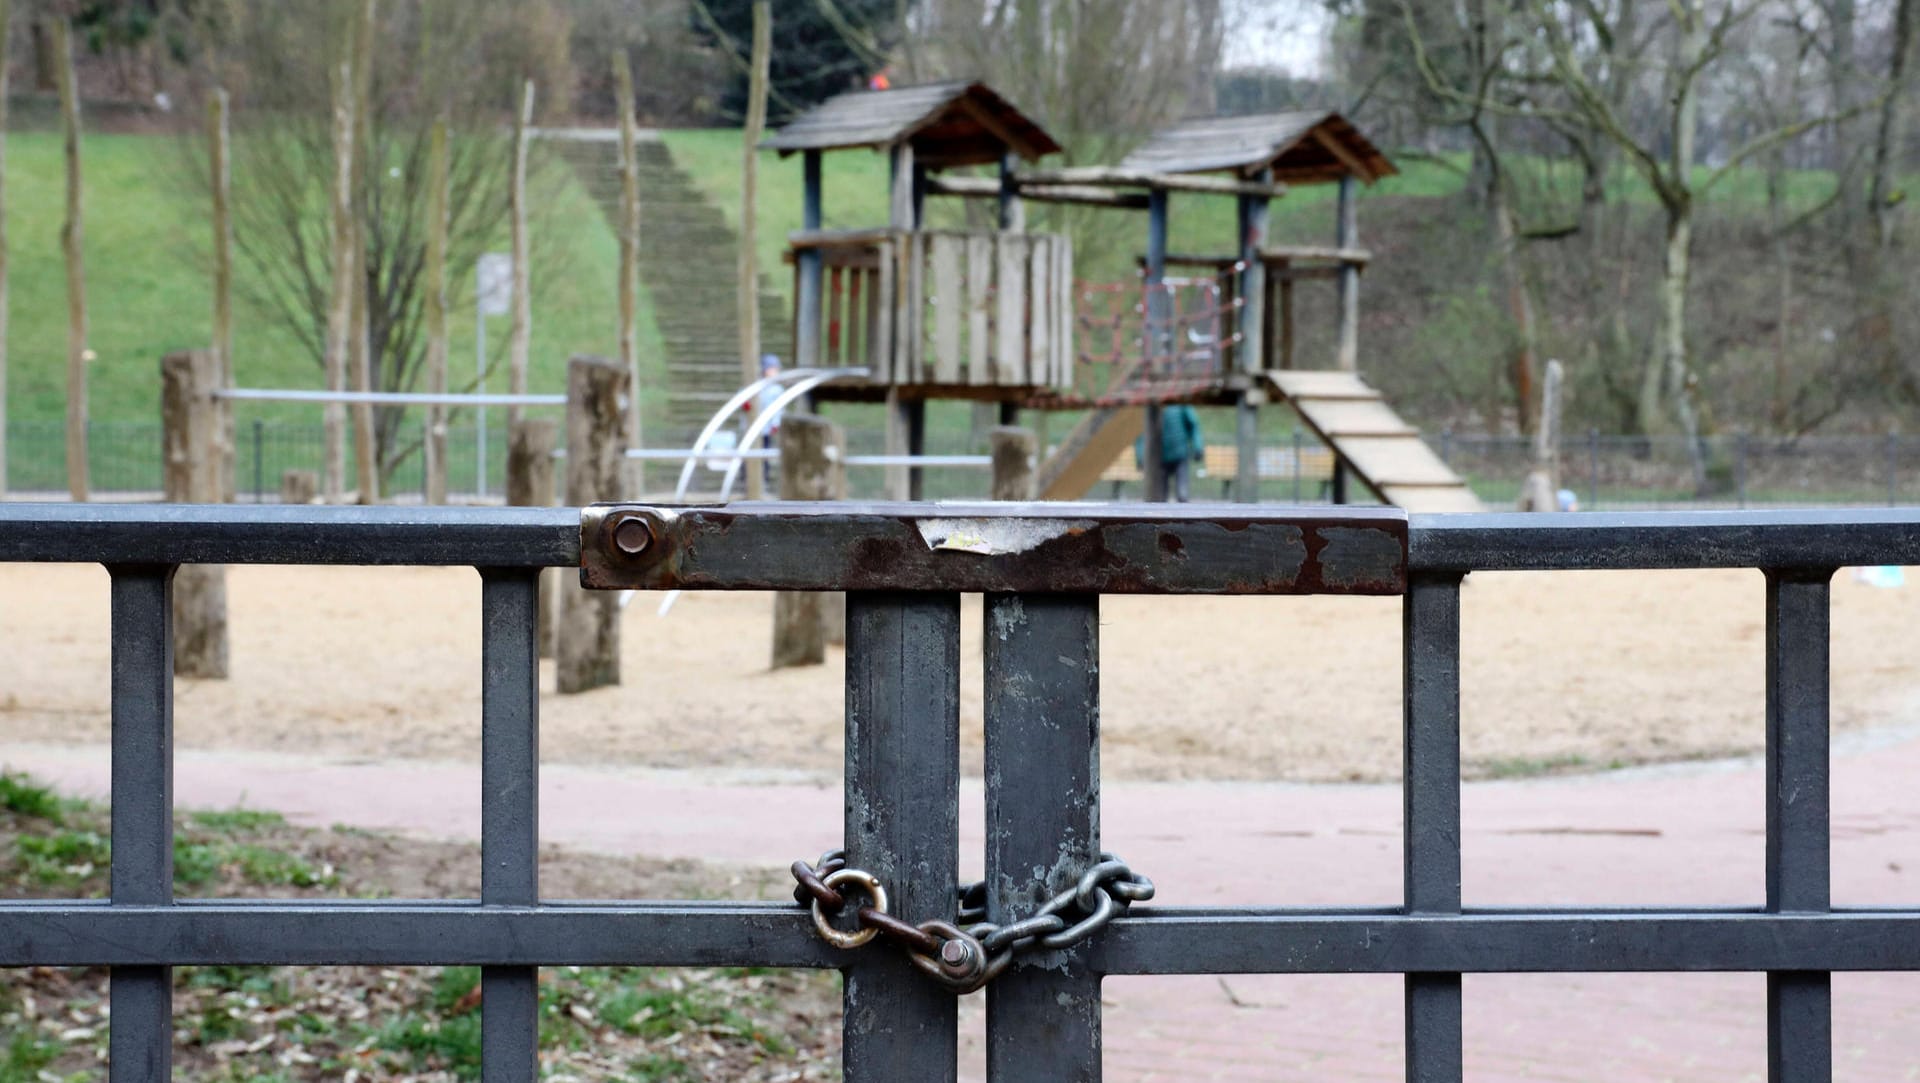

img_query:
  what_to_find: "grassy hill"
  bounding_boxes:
[3,131,664,428]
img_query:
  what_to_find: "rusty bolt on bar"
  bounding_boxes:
[611,515,654,556]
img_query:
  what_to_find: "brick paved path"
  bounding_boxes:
[9,734,1918,1081]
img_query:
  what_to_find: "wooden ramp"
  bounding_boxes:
[1036,406,1145,500]
[1265,370,1483,513]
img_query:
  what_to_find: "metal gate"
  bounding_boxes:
[2,501,1918,1082]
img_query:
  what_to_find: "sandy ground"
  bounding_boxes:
[0,562,1915,782]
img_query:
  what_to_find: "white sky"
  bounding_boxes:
[1223,0,1331,76]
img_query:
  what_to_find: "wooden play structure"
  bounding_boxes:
[762,82,1481,511]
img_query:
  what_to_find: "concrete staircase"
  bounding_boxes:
[546,131,788,447]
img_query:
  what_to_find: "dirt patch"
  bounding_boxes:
[0,563,1915,782]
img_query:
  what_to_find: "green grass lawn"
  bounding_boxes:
[3,130,664,439]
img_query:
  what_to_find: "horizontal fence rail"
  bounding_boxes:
[0,501,1913,1082]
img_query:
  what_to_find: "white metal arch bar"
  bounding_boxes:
[715,371,862,499]
[671,368,858,500]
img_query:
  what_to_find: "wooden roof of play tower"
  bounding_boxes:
[1119,111,1395,183]
[762,81,1061,166]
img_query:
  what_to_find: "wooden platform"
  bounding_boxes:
[1265,370,1482,513]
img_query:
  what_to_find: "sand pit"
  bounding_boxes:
[0,562,1915,781]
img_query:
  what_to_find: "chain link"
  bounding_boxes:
[790,848,1154,995]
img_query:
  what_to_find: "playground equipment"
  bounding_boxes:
[763,82,1482,511]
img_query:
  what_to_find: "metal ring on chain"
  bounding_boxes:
[810,868,888,949]
[792,848,1153,992]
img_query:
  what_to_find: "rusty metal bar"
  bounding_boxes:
[580,502,1407,595]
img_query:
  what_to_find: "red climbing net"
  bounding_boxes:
[1029,266,1246,409]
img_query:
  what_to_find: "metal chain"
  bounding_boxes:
[790,848,1154,995]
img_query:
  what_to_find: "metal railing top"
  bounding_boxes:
[4,502,1919,577]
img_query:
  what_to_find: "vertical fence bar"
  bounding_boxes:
[843,591,961,1082]
[108,565,177,1081]
[985,593,1102,1082]
[1404,572,1464,1083]
[1765,569,1833,1083]
[480,568,541,1081]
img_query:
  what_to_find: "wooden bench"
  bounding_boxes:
[1098,445,1337,499]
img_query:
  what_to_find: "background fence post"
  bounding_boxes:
[507,417,559,659]
[989,425,1037,501]
[1887,431,1898,507]
[558,355,628,693]
[772,414,843,669]
[161,348,227,679]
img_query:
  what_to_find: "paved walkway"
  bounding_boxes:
[7,735,1919,1082]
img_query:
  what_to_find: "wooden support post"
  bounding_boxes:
[161,349,227,679]
[55,17,87,502]
[1236,391,1260,504]
[890,142,917,230]
[424,116,451,504]
[884,388,910,500]
[989,426,1037,500]
[997,150,1024,232]
[0,0,10,499]
[771,414,844,669]
[209,87,235,503]
[1237,167,1270,374]
[507,79,535,432]
[279,470,318,505]
[795,149,824,369]
[614,52,643,450]
[558,356,629,694]
[738,1,771,500]
[507,417,559,656]
[1336,176,1360,372]
[1143,188,1169,503]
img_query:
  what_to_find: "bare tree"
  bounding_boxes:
[214,0,575,490]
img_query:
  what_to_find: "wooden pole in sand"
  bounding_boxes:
[162,349,228,677]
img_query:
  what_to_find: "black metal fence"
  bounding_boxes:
[1,501,1917,1081]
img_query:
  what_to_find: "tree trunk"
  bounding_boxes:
[424,116,451,504]
[209,88,236,502]
[346,0,379,503]
[55,17,87,502]
[323,58,354,502]
[29,17,53,92]
[615,51,642,452]
[507,79,535,431]
[0,0,10,499]
[738,2,771,500]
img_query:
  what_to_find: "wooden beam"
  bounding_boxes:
[1258,244,1372,265]
[1019,166,1288,198]
[924,174,1149,209]
[1309,127,1375,184]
